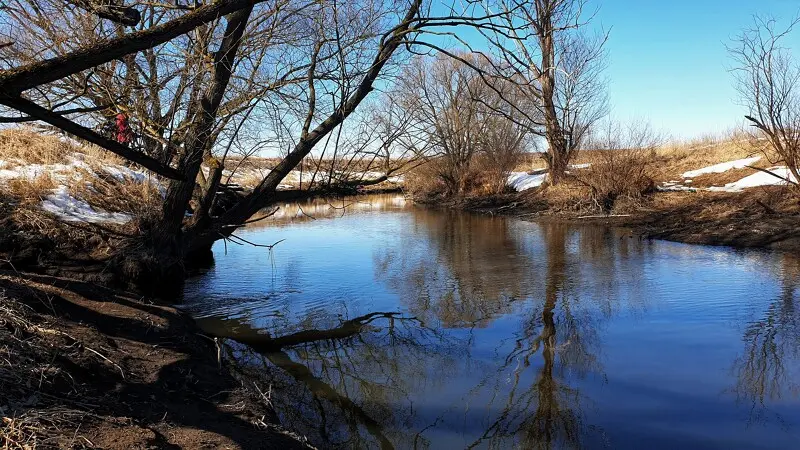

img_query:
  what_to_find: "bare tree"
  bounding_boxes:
[480,0,609,184]
[396,54,528,197]
[397,54,487,196]
[0,0,533,284]
[729,15,800,186]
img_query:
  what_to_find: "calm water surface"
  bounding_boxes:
[182,194,800,449]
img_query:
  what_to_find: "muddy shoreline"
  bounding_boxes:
[0,271,311,449]
[421,188,800,252]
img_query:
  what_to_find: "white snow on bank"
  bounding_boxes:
[681,156,761,179]
[0,155,93,182]
[103,164,148,183]
[0,153,159,224]
[507,171,548,191]
[707,166,797,192]
[41,186,132,224]
[657,182,697,192]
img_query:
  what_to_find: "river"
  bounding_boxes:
[181,194,800,449]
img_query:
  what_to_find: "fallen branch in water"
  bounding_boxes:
[231,311,412,351]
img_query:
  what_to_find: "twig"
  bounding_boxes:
[227,234,285,250]
[745,165,799,185]
[253,382,273,408]
[215,337,222,369]
[84,346,125,380]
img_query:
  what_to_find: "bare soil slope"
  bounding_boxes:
[0,272,311,449]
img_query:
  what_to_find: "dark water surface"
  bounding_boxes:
[182,194,800,449]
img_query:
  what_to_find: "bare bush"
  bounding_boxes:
[576,120,661,212]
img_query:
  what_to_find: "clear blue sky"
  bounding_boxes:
[593,0,800,139]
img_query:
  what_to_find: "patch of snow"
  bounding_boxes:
[681,156,761,178]
[103,164,149,183]
[102,163,165,196]
[57,135,85,148]
[507,171,547,191]
[0,169,20,179]
[0,156,93,183]
[570,163,591,170]
[707,166,797,192]
[657,183,697,192]
[0,160,8,169]
[41,186,132,224]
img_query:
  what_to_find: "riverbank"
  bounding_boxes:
[445,185,800,252]
[0,271,311,449]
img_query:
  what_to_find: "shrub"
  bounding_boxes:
[576,149,655,211]
[574,120,661,212]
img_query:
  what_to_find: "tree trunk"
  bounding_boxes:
[113,1,423,291]
[122,7,253,289]
[178,1,424,258]
[538,13,569,185]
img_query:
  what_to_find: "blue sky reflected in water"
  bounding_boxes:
[184,195,800,449]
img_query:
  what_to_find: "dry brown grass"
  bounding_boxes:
[512,134,773,183]
[70,168,162,220]
[1,128,161,231]
[2,175,58,207]
[0,292,92,450]
[0,128,122,168]
[651,139,764,180]
[404,162,448,198]
[527,180,594,214]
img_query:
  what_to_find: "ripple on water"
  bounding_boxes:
[182,195,800,450]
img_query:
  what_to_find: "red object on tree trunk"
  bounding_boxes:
[115,113,132,144]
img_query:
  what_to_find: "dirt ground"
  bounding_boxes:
[0,271,311,449]
[621,188,800,251]
[570,189,799,251]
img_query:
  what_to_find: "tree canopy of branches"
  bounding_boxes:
[0,0,540,283]
[476,0,608,184]
[394,54,529,196]
[729,15,800,187]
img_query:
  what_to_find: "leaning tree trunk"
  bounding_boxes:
[176,1,425,259]
[119,7,253,291]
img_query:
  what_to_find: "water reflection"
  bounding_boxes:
[256,194,408,226]
[730,255,800,426]
[184,195,800,449]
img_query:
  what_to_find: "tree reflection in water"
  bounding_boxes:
[463,225,596,449]
[223,309,464,449]
[730,254,800,426]
[232,217,656,448]
[188,199,800,449]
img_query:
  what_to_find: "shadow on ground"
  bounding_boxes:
[0,271,310,449]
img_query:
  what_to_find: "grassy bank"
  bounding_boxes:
[0,272,311,449]
[415,135,800,251]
